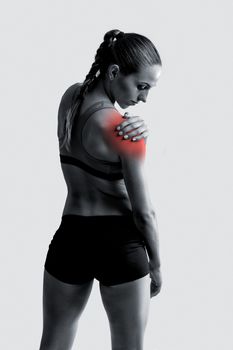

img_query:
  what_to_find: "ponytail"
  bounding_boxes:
[60,29,161,151]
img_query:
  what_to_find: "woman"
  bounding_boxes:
[39,29,162,350]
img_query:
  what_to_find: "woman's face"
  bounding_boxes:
[111,64,162,108]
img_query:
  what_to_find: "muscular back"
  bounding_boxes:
[58,84,133,216]
[58,83,154,218]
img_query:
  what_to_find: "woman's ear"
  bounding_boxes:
[108,64,120,80]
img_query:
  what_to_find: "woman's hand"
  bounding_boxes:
[115,112,149,144]
[149,262,162,298]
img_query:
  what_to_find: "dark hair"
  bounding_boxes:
[60,29,162,151]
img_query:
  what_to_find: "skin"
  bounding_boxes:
[39,270,151,350]
[93,63,162,142]
[103,110,147,160]
[39,64,162,350]
[102,63,162,108]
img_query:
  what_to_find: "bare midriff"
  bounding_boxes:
[61,163,133,216]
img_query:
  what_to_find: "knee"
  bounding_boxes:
[112,346,143,350]
[111,331,144,350]
[39,319,78,350]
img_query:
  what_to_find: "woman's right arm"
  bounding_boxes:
[116,136,162,297]
[120,153,161,268]
[118,143,162,297]
[102,109,161,268]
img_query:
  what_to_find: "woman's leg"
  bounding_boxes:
[39,269,94,350]
[99,274,151,350]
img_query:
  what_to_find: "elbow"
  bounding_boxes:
[133,209,156,226]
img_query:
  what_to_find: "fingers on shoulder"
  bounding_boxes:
[102,110,146,160]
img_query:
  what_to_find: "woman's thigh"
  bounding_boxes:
[39,269,94,350]
[99,274,151,350]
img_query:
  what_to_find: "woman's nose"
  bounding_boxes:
[138,91,148,103]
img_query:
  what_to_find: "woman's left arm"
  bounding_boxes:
[115,112,149,144]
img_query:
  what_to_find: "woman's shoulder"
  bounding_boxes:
[57,82,83,142]
[61,82,83,107]
[63,82,82,96]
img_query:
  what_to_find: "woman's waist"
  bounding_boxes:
[58,210,145,244]
[62,193,132,216]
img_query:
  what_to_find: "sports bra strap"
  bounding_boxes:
[78,100,117,125]
[60,88,122,173]
[73,101,119,164]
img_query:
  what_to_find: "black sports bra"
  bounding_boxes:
[59,87,124,181]
[60,154,123,180]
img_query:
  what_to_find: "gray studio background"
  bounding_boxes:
[1,1,233,349]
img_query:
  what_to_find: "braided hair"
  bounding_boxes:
[60,29,162,151]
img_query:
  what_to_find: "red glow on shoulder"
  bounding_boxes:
[103,110,146,160]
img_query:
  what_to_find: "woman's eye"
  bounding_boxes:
[137,85,147,90]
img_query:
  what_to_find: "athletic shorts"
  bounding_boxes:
[44,214,150,286]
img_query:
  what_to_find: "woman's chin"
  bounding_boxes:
[118,101,132,109]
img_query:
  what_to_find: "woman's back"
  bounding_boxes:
[59,83,133,216]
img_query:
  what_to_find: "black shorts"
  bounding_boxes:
[44,214,150,286]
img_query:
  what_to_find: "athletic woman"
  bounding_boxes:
[39,29,162,350]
